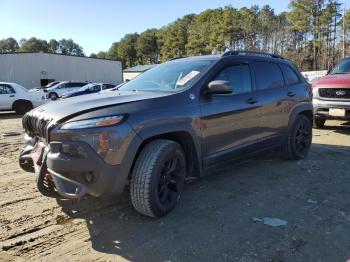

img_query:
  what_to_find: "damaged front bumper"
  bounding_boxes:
[19,139,131,199]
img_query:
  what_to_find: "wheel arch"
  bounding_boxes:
[128,127,202,181]
[12,99,33,110]
[288,103,313,130]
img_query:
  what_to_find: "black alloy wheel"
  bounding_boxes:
[158,156,183,207]
[294,118,312,157]
[130,140,186,217]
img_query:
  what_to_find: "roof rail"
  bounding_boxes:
[222,50,284,59]
[168,56,184,61]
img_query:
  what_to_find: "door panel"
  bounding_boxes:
[200,62,262,165]
[280,64,309,128]
[252,61,286,143]
[0,84,16,110]
[201,93,262,160]
[254,88,289,142]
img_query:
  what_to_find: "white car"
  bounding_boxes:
[62,83,116,98]
[30,81,88,100]
[0,82,46,114]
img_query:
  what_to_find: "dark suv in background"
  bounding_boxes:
[19,51,313,217]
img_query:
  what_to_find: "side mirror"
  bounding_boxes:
[206,80,233,95]
[327,68,332,75]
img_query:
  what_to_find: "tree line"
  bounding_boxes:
[93,0,349,71]
[0,37,84,56]
[1,1,350,71]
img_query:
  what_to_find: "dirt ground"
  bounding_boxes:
[0,111,350,262]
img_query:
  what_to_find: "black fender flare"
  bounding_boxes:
[287,103,313,131]
[134,122,203,176]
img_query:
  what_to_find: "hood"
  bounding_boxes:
[312,73,350,87]
[29,87,45,92]
[28,90,171,123]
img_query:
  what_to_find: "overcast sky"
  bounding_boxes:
[0,0,289,55]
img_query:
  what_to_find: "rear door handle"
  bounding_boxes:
[246,98,258,104]
[9,95,15,97]
[287,92,296,97]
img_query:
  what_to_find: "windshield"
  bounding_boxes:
[330,59,350,74]
[119,59,215,92]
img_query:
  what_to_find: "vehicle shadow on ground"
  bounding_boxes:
[323,121,350,135]
[55,143,350,261]
[0,111,21,120]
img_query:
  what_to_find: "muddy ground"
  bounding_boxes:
[0,111,350,262]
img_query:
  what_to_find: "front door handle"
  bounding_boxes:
[246,98,258,104]
[9,95,15,97]
[287,92,296,97]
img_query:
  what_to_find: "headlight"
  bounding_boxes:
[60,116,124,130]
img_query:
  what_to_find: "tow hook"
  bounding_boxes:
[36,151,59,198]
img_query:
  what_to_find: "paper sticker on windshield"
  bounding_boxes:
[176,71,200,86]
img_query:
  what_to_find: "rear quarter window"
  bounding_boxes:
[253,61,284,90]
[102,84,115,90]
[281,64,300,86]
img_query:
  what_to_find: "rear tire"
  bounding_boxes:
[130,139,186,218]
[14,101,33,115]
[48,92,58,100]
[283,115,312,160]
[313,116,326,129]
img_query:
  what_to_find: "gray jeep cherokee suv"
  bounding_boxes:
[19,51,313,217]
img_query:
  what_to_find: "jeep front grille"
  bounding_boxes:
[318,88,350,99]
[22,113,52,139]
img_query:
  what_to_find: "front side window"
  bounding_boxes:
[89,85,100,92]
[281,64,300,86]
[119,59,215,92]
[213,64,252,94]
[75,83,87,87]
[253,61,284,90]
[0,85,15,94]
[67,82,85,88]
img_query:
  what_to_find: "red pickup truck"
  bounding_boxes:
[312,58,350,128]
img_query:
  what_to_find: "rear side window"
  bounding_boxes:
[102,84,115,90]
[253,61,284,90]
[281,64,300,86]
[68,82,86,88]
[0,84,15,94]
[213,64,252,94]
[58,83,67,88]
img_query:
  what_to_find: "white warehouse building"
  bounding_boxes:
[0,52,123,89]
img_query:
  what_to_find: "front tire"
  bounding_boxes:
[130,140,186,218]
[48,92,58,100]
[313,116,326,129]
[283,115,312,160]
